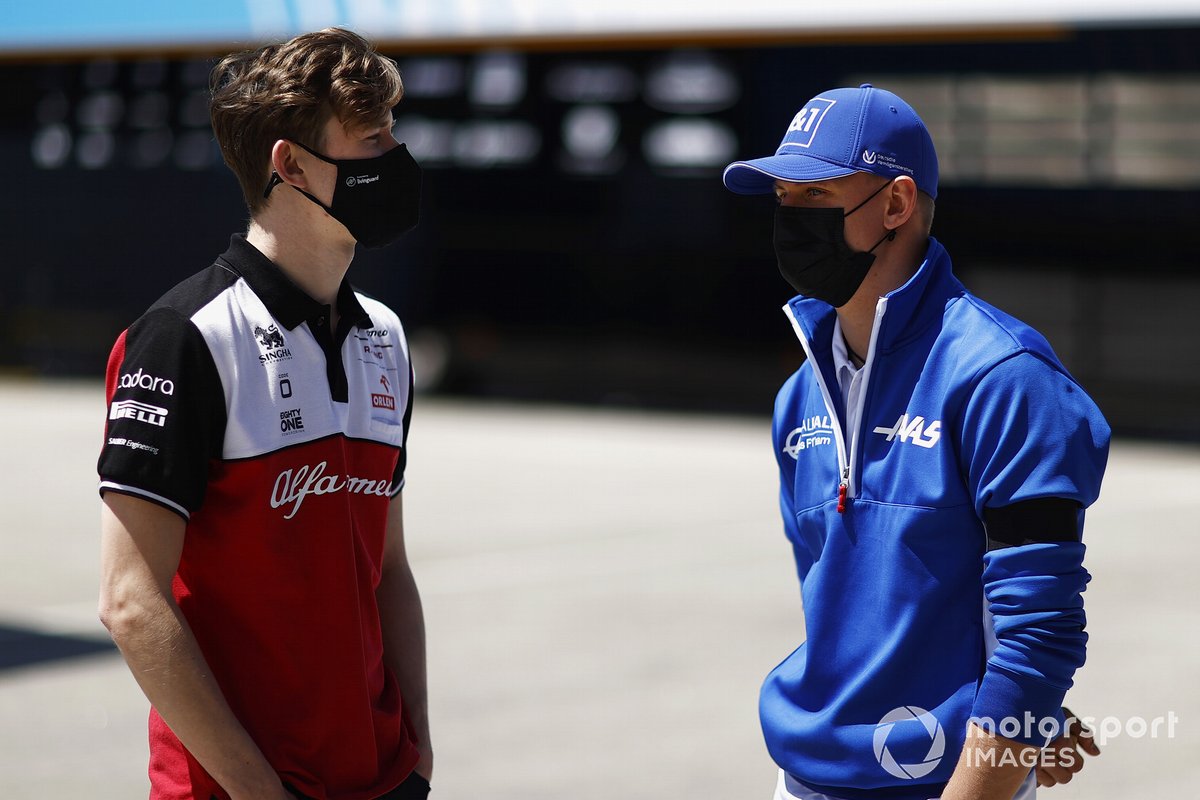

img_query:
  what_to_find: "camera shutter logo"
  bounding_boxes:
[873,706,945,780]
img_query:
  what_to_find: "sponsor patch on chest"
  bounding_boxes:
[873,413,942,449]
[782,415,835,459]
[271,461,396,519]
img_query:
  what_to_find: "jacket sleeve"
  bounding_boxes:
[773,370,813,582]
[958,352,1110,744]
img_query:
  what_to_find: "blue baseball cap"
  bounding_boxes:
[722,84,938,199]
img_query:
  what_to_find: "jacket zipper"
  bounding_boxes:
[785,298,889,513]
[785,306,849,507]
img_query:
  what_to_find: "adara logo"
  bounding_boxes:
[119,368,174,395]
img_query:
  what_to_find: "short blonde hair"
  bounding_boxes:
[918,192,936,234]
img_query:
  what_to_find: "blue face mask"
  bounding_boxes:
[773,179,896,307]
[265,141,422,249]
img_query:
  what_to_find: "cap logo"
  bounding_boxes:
[862,150,878,165]
[781,98,836,149]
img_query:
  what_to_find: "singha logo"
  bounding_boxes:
[254,324,286,349]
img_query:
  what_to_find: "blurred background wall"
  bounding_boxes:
[2,1,1198,436]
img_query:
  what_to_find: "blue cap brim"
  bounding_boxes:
[722,155,858,195]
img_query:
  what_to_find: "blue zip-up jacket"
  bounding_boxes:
[764,238,1109,799]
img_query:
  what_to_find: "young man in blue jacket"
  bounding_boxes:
[723,85,1109,800]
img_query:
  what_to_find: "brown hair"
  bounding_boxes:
[209,28,403,212]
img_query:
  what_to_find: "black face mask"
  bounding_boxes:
[773,179,896,307]
[265,141,422,249]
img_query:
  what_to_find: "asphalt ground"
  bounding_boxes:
[0,379,1196,799]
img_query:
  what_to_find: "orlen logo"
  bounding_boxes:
[271,461,397,519]
[119,368,174,395]
[372,374,396,410]
[873,414,941,449]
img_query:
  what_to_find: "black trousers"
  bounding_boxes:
[376,772,431,800]
[283,772,431,800]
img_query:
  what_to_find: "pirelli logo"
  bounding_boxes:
[371,393,396,410]
[110,399,169,427]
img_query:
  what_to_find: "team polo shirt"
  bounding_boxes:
[97,234,420,800]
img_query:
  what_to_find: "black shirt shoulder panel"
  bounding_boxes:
[148,259,243,319]
[99,300,228,518]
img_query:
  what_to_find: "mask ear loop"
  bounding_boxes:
[262,140,335,198]
[261,167,333,214]
[867,228,898,253]
[263,173,283,198]
[845,179,899,253]
[843,178,894,218]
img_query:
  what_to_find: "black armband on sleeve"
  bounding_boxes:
[982,497,1083,550]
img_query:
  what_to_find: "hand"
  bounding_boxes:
[1036,707,1101,787]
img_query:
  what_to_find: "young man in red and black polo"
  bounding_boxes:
[98,28,431,800]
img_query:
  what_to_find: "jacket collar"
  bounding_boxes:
[784,236,963,358]
[215,234,372,332]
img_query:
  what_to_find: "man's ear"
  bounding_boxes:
[269,139,307,191]
[884,175,918,230]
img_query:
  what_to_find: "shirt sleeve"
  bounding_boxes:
[958,352,1111,744]
[97,307,226,520]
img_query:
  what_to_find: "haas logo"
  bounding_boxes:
[873,414,942,449]
[254,324,286,349]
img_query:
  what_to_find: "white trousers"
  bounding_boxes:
[773,769,1037,800]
